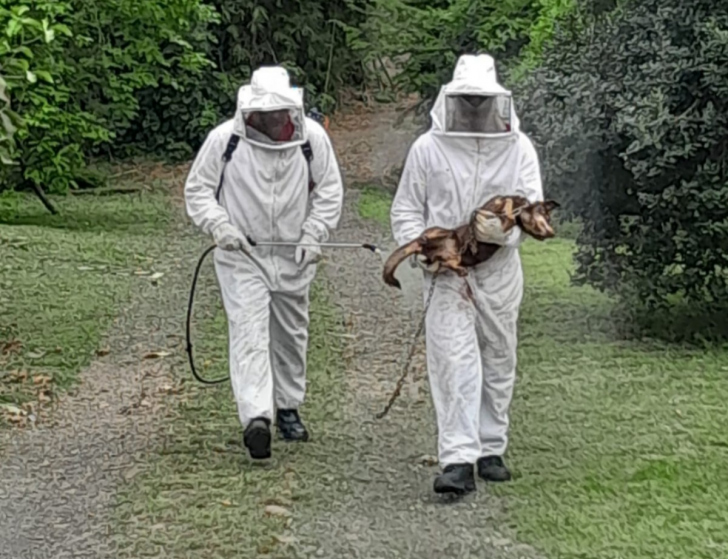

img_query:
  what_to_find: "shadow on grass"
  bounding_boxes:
[612,301,728,347]
[0,193,173,234]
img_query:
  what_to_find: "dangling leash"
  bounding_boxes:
[375,271,439,419]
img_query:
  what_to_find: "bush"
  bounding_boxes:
[344,0,577,114]
[0,0,215,194]
[0,0,371,188]
[122,0,371,160]
[518,0,728,309]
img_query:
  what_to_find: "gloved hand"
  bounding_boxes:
[411,254,441,273]
[295,233,322,267]
[212,222,253,253]
[472,210,509,245]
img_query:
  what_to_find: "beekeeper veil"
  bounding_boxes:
[432,54,517,138]
[233,65,308,150]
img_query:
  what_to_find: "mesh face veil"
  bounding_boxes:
[444,93,512,136]
[234,67,308,150]
[242,106,306,146]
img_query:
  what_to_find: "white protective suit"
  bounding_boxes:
[390,54,543,466]
[184,66,344,428]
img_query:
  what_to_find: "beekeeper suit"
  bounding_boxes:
[390,54,543,494]
[184,66,344,460]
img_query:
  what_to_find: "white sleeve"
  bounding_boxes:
[301,124,344,243]
[503,134,544,247]
[391,138,428,247]
[184,128,232,236]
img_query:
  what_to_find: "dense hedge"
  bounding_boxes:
[0,0,368,193]
[0,0,216,194]
[517,0,728,308]
[120,0,370,160]
[344,0,577,114]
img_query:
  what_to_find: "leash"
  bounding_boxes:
[375,272,439,419]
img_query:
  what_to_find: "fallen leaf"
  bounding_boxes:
[96,348,110,357]
[32,375,52,386]
[1,340,22,355]
[264,496,293,507]
[1,404,24,415]
[26,350,46,359]
[274,535,297,545]
[419,455,438,467]
[158,383,183,395]
[143,351,171,360]
[149,272,164,281]
[221,500,232,507]
[9,370,28,383]
[264,505,291,518]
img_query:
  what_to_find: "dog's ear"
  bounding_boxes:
[542,200,560,212]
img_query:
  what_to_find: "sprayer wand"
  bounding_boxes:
[250,240,380,252]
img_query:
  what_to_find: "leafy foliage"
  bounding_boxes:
[0,1,370,190]
[518,0,728,309]
[343,0,577,114]
[122,0,370,161]
[0,0,216,194]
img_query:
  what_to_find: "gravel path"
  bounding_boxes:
[0,220,205,559]
[275,190,544,559]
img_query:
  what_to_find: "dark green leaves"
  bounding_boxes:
[520,0,728,311]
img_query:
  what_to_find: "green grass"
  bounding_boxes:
[0,192,174,409]
[357,186,728,559]
[357,185,393,227]
[112,272,348,558]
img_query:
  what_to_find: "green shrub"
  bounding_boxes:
[517,0,728,309]
[344,0,578,114]
[121,0,371,160]
[0,0,216,194]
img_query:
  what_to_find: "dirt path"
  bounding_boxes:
[0,221,206,559]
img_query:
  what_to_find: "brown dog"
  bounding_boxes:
[382,195,560,289]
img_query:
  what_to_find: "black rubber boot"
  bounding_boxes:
[433,463,476,495]
[243,417,272,460]
[276,409,309,442]
[477,455,512,482]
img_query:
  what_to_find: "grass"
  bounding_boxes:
[357,185,728,559]
[357,186,394,226]
[112,267,348,558]
[0,192,174,415]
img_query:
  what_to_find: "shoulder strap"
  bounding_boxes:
[215,133,316,203]
[301,140,315,194]
[215,134,241,203]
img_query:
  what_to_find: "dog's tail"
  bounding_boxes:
[382,239,424,289]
